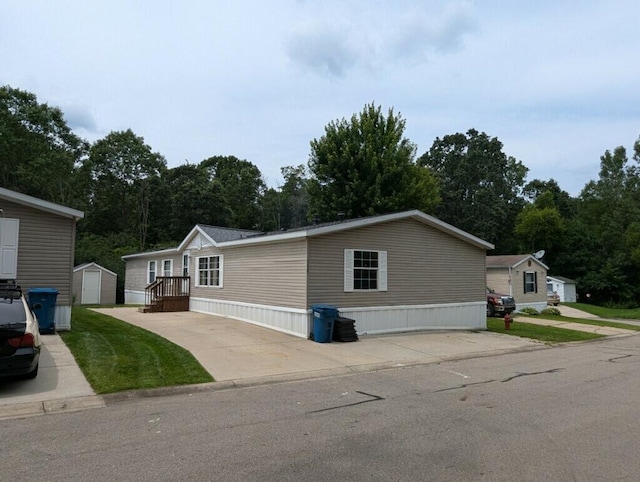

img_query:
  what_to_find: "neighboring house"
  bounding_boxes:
[0,187,84,330]
[73,262,117,305]
[547,276,577,302]
[123,210,494,337]
[486,254,548,312]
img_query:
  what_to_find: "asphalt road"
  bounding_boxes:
[2,334,639,481]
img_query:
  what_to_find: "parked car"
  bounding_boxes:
[0,280,41,379]
[487,287,516,317]
[547,291,560,306]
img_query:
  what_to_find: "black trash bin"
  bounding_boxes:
[310,304,338,343]
[28,288,59,334]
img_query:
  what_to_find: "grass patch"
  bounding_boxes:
[564,302,640,320]
[60,306,213,394]
[517,313,640,331]
[486,318,604,343]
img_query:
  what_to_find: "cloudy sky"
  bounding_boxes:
[2,1,639,195]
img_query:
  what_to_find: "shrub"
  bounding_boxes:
[519,307,539,315]
[540,307,561,316]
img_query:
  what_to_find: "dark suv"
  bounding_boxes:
[486,287,516,317]
[0,280,41,379]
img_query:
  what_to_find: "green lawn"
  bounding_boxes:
[486,318,605,343]
[60,306,213,394]
[563,302,640,320]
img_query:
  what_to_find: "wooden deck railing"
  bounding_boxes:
[143,276,190,312]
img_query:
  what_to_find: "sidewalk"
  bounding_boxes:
[0,335,104,420]
[93,308,544,386]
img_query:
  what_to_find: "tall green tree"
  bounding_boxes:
[418,129,528,251]
[81,129,166,250]
[0,85,87,205]
[577,140,640,305]
[307,103,439,221]
[200,155,265,229]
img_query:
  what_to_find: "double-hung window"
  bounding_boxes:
[147,261,156,283]
[197,255,223,287]
[162,259,172,277]
[524,272,537,293]
[182,254,189,276]
[344,249,387,292]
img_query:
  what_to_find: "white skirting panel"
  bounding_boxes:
[338,302,487,335]
[54,305,72,331]
[190,297,486,337]
[190,297,310,338]
[125,290,146,305]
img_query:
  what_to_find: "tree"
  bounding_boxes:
[0,85,87,205]
[307,103,439,222]
[81,129,166,250]
[418,129,528,251]
[576,140,640,305]
[161,163,228,241]
[200,156,265,229]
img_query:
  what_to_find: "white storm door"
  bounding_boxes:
[82,270,102,304]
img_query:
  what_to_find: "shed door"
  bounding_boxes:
[0,218,19,279]
[82,270,102,304]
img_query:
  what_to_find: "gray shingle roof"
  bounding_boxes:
[197,225,262,243]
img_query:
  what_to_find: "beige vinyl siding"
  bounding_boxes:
[513,263,547,304]
[124,258,150,291]
[101,270,117,304]
[487,269,511,295]
[0,199,76,305]
[190,239,308,309]
[308,218,486,307]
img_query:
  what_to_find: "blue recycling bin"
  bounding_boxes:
[310,304,338,343]
[28,288,59,334]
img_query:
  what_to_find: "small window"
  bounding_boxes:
[182,254,189,276]
[196,255,223,287]
[148,261,157,283]
[344,249,387,292]
[524,272,537,293]
[162,259,173,277]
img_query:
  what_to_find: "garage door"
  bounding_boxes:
[82,270,101,304]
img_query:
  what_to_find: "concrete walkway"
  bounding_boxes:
[0,335,104,420]
[513,305,640,336]
[93,307,544,385]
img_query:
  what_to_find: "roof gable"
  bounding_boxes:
[0,187,84,220]
[487,254,549,270]
[73,262,117,277]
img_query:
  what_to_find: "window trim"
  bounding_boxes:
[344,249,387,292]
[147,260,157,284]
[182,253,190,277]
[195,255,223,288]
[523,271,537,294]
[162,259,173,277]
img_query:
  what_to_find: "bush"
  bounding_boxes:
[540,307,561,316]
[519,307,539,315]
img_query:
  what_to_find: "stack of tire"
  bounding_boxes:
[333,316,358,342]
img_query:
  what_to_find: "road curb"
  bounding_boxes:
[0,395,105,421]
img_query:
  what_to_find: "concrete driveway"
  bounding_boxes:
[93,307,544,385]
[0,334,104,420]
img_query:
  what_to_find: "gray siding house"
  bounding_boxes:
[73,262,117,305]
[0,187,84,330]
[487,254,548,311]
[123,210,494,337]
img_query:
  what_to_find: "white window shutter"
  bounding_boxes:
[344,249,354,292]
[378,250,388,292]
